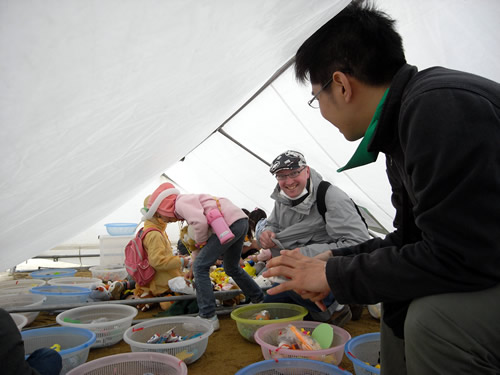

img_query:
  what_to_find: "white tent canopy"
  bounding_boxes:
[1,0,499,270]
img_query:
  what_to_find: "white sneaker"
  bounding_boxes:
[198,315,220,332]
[368,303,381,320]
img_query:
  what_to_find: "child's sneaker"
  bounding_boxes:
[197,315,220,331]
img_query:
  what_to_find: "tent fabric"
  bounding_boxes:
[0,0,351,269]
[1,0,500,270]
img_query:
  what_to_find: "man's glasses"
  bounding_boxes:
[307,77,333,108]
[275,167,306,180]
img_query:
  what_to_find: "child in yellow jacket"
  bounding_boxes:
[133,195,189,311]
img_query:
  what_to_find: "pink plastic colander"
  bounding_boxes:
[67,352,187,375]
[254,320,351,366]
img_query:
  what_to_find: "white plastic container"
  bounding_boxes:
[67,352,188,375]
[99,234,134,266]
[0,279,46,295]
[0,293,46,325]
[89,265,128,282]
[48,277,102,289]
[56,304,138,348]
[123,316,214,365]
[10,313,29,331]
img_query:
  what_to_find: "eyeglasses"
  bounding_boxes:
[275,167,306,180]
[307,77,333,109]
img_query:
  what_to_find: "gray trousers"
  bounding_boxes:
[380,283,500,375]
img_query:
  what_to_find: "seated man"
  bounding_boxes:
[257,150,370,326]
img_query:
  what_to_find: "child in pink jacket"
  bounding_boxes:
[144,183,264,330]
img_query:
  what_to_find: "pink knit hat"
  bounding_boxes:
[146,183,180,218]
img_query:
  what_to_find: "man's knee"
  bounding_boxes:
[404,295,439,344]
[404,293,462,355]
[404,290,500,375]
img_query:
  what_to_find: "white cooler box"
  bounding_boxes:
[99,235,134,266]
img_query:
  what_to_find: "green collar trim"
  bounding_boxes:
[337,88,389,172]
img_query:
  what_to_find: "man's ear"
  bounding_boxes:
[332,71,352,103]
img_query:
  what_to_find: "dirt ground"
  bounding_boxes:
[21,271,381,374]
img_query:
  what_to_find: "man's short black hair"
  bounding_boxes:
[295,0,406,86]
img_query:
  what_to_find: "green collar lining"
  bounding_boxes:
[337,88,389,172]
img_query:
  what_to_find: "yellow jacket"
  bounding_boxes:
[140,216,183,296]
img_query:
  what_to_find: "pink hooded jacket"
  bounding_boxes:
[174,194,247,245]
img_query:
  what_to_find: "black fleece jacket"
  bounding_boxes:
[327,64,500,338]
[0,308,40,375]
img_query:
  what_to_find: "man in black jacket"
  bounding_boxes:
[263,1,500,374]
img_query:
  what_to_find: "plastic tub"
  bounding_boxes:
[22,326,96,375]
[66,352,188,375]
[345,332,381,375]
[31,285,91,305]
[89,265,128,282]
[230,303,308,343]
[30,268,77,280]
[48,277,102,289]
[254,321,351,366]
[99,235,133,266]
[104,223,137,236]
[10,313,29,331]
[123,316,214,365]
[56,304,138,348]
[0,278,46,295]
[236,358,352,375]
[0,293,46,325]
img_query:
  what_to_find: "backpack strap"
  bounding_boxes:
[351,199,369,229]
[213,196,226,217]
[316,180,368,229]
[138,227,162,241]
[133,227,159,260]
[316,180,331,222]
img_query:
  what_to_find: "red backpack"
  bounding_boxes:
[124,227,160,286]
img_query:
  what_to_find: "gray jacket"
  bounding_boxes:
[257,168,370,257]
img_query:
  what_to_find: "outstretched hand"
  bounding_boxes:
[184,269,194,287]
[262,248,331,302]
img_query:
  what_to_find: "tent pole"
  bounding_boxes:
[180,57,295,162]
[218,129,270,167]
[5,286,271,313]
[214,57,295,133]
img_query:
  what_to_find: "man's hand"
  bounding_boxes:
[258,230,276,249]
[262,248,331,298]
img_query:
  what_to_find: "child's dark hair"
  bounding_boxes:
[295,0,406,86]
[241,208,252,238]
[249,208,267,235]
